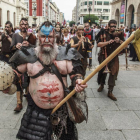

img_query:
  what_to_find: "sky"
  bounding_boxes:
[52,0,76,21]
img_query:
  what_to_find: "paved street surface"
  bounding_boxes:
[0,48,140,140]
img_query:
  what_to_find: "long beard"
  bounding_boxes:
[36,40,58,65]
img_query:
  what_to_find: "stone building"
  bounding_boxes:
[0,0,27,28]
[49,1,57,26]
[72,6,76,22]
[111,0,140,27]
[75,0,111,25]
[59,12,64,25]
[24,0,47,26]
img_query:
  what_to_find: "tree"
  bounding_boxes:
[84,14,98,25]
[69,21,75,27]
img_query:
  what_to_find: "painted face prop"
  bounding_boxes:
[39,25,55,48]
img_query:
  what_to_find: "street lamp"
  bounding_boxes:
[98,10,105,26]
[88,4,92,26]
[33,5,37,26]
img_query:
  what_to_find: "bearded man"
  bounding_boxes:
[96,20,124,101]
[3,21,87,140]
[70,25,93,76]
[84,23,94,69]
[10,17,36,112]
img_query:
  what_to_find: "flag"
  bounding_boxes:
[132,28,140,61]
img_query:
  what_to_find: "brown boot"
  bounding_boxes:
[108,92,117,101]
[14,91,23,112]
[14,103,23,112]
[97,84,104,92]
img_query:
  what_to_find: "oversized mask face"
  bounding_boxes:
[39,25,55,49]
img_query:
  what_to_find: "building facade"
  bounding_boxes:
[111,0,140,28]
[76,0,81,24]
[72,6,76,22]
[49,1,57,26]
[75,0,111,25]
[59,12,64,25]
[24,0,47,26]
[49,1,62,26]
[0,0,27,28]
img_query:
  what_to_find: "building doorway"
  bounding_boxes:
[127,4,135,28]
[7,10,10,21]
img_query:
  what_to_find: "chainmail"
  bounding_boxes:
[51,104,68,139]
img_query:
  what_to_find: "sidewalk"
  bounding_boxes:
[0,53,140,140]
[77,52,140,140]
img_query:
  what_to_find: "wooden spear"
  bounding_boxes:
[51,33,135,115]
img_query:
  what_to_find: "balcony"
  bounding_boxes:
[110,0,121,4]
[16,0,27,10]
[2,0,16,6]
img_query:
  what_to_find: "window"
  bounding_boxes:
[103,9,109,12]
[89,1,92,5]
[26,10,29,16]
[102,16,109,20]
[81,2,82,6]
[84,9,87,12]
[97,1,102,5]
[85,1,87,5]
[95,1,96,5]
[104,1,109,5]
[13,12,16,27]
[94,9,96,12]
[97,9,102,12]
[7,11,10,21]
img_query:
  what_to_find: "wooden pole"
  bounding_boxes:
[51,34,135,114]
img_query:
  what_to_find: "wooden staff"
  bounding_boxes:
[125,48,128,70]
[51,33,135,115]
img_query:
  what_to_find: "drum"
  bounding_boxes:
[0,61,14,90]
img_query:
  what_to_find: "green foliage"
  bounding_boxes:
[84,14,98,24]
[69,21,76,27]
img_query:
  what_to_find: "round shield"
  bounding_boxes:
[0,61,15,90]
